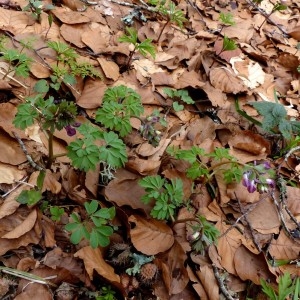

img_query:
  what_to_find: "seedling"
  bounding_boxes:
[139,175,184,221]
[261,273,300,300]
[0,36,32,79]
[119,27,156,70]
[248,91,300,140]
[65,200,116,248]
[47,41,101,91]
[187,215,220,255]
[23,0,54,22]
[163,87,194,111]
[67,122,128,172]
[95,85,144,137]
[49,206,65,222]
[155,1,187,43]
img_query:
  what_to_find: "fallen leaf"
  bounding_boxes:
[75,246,120,282]
[129,215,174,255]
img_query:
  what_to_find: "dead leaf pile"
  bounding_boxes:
[0,0,299,299]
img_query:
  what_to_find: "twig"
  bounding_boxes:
[244,0,289,37]
[212,264,238,300]
[0,266,57,288]
[12,132,45,171]
[0,69,29,89]
[235,193,261,252]
[1,176,28,198]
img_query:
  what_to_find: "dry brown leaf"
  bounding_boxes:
[104,168,151,213]
[60,24,88,48]
[74,246,120,282]
[14,284,52,300]
[81,25,110,53]
[288,25,300,41]
[0,7,29,35]
[52,7,90,24]
[42,170,61,194]
[0,187,22,219]
[247,198,280,235]
[0,162,26,184]
[160,240,189,295]
[216,221,245,275]
[234,246,273,285]
[2,209,37,239]
[98,57,120,81]
[129,215,174,255]
[196,265,219,300]
[210,67,247,94]
[76,78,105,109]
[268,230,300,260]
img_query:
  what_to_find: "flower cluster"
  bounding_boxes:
[242,161,275,193]
[64,122,81,136]
[140,114,163,147]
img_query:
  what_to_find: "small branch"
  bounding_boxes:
[12,132,45,171]
[244,0,289,37]
[212,264,238,300]
[0,69,29,89]
[235,192,261,252]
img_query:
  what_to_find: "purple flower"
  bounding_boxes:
[64,122,81,136]
[242,172,256,193]
[266,178,275,188]
[263,161,271,170]
[65,125,76,136]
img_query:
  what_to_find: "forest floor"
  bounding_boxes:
[0,0,300,299]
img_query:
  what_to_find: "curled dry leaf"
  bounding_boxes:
[2,209,37,239]
[209,67,247,94]
[75,246,120,283]
[128,215,174,255]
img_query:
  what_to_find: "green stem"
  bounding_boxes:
[234,96,262,127]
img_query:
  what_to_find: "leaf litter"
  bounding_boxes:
[0,0,299,299]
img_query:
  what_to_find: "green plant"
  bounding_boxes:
[155,1,187,43]
[167,146,275,194]
[65,200,116,248]
[167,146,243,183]
[95,85,144,137]
[139,175,184,221]
[0,36,32,78]
[260,273,300,300]
[47,41,101,90]
[96,286,117,300]
[219,12,236,26]
[50,206,65,222]
[67,122,128,172]
[118,27,156,70]
[249,92,300,140]
[163,88,194,111]
[23,0,54,21]
[187,215,220,255]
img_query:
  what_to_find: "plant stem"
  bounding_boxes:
[125,46,136,70]
[156,20,170,44]
[46,131,54,169]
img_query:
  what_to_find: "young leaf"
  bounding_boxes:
[222,36,237,51]
[137,38,156,58]
[219,12,235,26]
[173,101,184,111]
[13,103,39,130]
